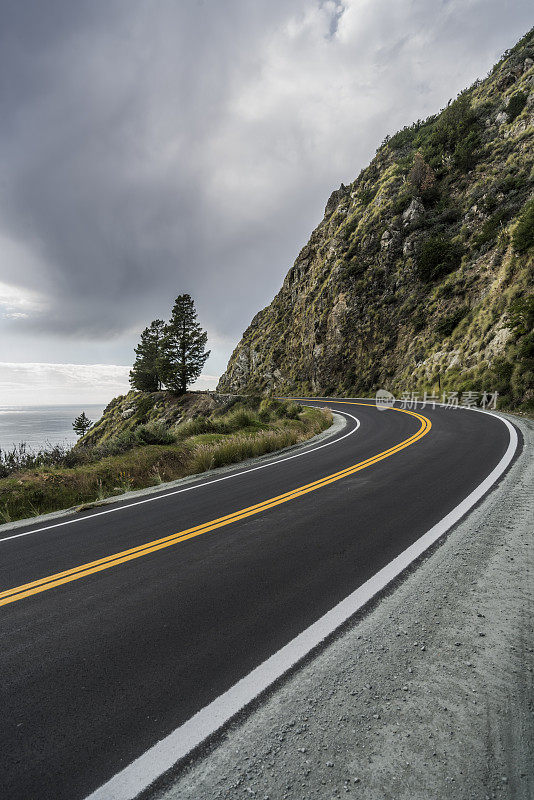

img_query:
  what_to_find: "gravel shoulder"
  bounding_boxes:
[153,413,533,800]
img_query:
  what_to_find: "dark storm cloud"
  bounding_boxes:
[0,0,531,345]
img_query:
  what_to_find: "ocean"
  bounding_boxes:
[0,405,107,452]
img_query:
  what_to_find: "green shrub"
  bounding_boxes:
[421,204,462,236]
[411,308,426,332]
[453,129,480,172]
[508,295,534,335]
[435,306,469,337]
[507,91,527,122]
[174,417,214,438]
[416,236,463,281]
[225,408,258,430]
[391,191,412,215]
[472,208,512,248]
[102,431,139,455]
[135,422,175,445]
[387,119,431,150]
[358,186,378,205]
[517,332,534,358]
[512,198,534,253]
[430,94,477,149]
[212,396,240,416]
[258,397,278,413]
[494,170,529,195]
[258,397,280,422]
[490,358,515,394]
[341,214,361,239]
[420,182,441,206]
[418,93,481,171]
[0,443,73,478]
[343,258,366,279]
[275,401,302,419]
[240,394,264,410]
[93,424,177,457]
[135,394,157,419]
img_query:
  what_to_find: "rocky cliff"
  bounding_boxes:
[218,30,534,410]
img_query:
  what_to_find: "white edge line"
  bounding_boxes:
[0,410,359,544]
[85,408,518,800]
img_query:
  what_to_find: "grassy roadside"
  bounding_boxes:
[0,401,332,524]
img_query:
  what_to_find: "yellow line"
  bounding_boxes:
[0,402,431,607]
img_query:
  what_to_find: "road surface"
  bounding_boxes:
[0,399,516,799]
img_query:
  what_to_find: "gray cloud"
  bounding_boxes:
[0,0,532,372]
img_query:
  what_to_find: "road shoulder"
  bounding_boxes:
[152,413,533,800]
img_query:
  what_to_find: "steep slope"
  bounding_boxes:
[79,391,218,447]
[218,30,534,410]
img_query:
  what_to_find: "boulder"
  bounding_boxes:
[324,183,349,217]
[402,198,425,226]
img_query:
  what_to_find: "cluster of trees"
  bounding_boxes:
[129,294,210,394]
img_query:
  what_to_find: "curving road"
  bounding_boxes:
[0,399,517,800]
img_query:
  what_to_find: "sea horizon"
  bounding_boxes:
[0,404,107,451]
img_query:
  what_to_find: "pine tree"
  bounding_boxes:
[72,412,92,437]
[161,294,210,394]
[129,319,166,391]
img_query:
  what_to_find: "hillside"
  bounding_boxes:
[218,30,534,410]
[79,391,219,447]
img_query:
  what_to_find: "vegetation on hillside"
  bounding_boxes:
[0,396,330,523]
[218,28,534,411]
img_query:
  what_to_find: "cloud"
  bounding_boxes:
[0,0,531,372]
[0,362,131,405]
[0,281,45,320]
[0,361,218,405]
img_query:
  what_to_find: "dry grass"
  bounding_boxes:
[0,406,331,523]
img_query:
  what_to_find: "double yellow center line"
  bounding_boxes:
[0,402,431,608]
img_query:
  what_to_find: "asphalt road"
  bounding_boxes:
[0,399,513,800]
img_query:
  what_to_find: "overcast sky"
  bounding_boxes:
[0,0,531,404]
